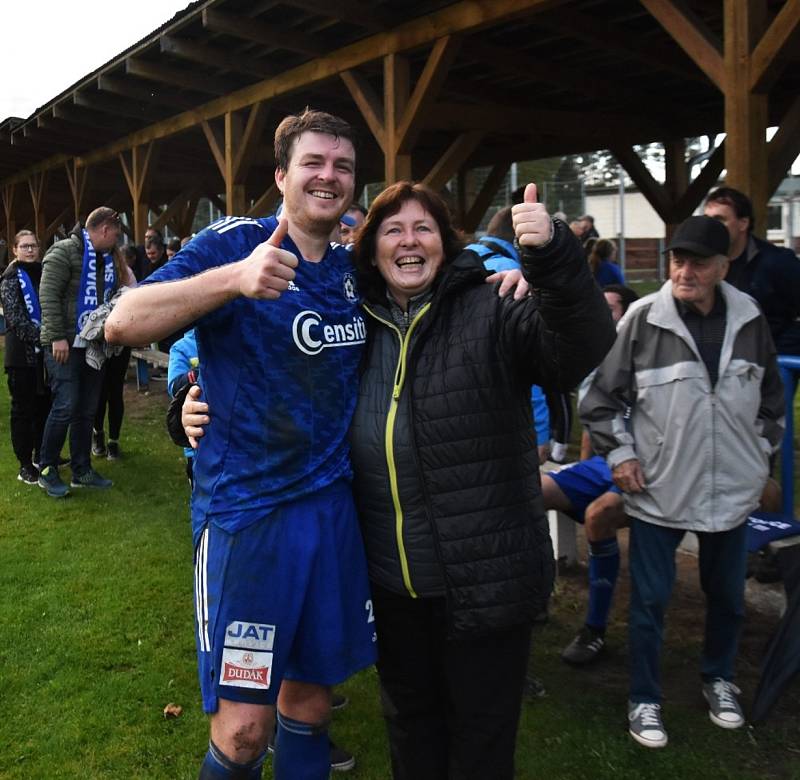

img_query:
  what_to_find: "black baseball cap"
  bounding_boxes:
[665,215,730,257]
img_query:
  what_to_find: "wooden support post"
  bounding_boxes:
[64,159,89,223]
[384,53,411,183]
[119,142,159,243]
[611,145,673,222]
[204,102,269,215]
[2,183,16,246]
[723,0,768,236]
[27,171,48,240]
[247,184,280,218]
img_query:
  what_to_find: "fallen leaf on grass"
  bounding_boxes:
[163,703,183,719]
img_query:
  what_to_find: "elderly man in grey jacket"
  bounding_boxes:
[580,215,784,749]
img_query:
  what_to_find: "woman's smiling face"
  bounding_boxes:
[374,199,445,309]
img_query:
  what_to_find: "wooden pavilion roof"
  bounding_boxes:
[1,0,798,241]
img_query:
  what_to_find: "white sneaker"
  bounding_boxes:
[628,701,668,748]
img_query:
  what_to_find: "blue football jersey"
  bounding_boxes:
[145,216,365,542]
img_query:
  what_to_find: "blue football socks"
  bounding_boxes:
[273,710,330,780]
[198,739,265,779]
[586,536,620,632]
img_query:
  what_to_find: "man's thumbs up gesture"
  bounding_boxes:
[238,217,299,300]
[511,183,553,248]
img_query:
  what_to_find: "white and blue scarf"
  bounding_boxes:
[16,265,42,327]
[75,229,116,337]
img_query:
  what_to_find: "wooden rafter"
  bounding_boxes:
[160,36,272,80]
[44,207,70,244]
[423,131,485,191]
[27,170,48,238]
[395,36,462,154]
[247,184,280,218]
[277,0,391,32]
[612,145,673,221]
[749,0,800,93]
[639,0,725,89]
[73,91,163,124]
[118,141,159,242]
[673,142,726,219]
[201,119,226,178]
[463,163,510,233]
[201,8,325,57]
[127,58,231,96]
[97,74,196,111]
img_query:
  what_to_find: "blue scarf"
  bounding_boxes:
[76,229,116,336]
[16,266,41,327]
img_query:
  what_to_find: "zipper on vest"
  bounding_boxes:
[364,302,431,598]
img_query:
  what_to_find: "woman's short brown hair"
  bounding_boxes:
[353,182,463,303]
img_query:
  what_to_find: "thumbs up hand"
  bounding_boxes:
[511,183,553,248]
[238,217,299,300]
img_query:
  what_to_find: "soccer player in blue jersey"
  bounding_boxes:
[106,109,376,780]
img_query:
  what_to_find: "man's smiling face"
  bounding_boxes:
[275,131,356,236]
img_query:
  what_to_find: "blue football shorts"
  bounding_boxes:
[548,455,621,523]
[193,479,377,712]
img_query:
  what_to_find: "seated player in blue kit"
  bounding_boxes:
[540,284,639,666]
[106,110,376,780]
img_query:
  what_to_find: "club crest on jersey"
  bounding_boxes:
[225,621,276,651]
[220,647,273,689]
[342,272,358,303]
[292,310,367,356]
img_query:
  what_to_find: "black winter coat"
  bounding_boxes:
[349,220,615,638]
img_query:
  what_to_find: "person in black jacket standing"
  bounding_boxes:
[0,230,52,485]
[348,181,615,780]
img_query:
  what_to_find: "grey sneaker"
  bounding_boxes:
[561,625,606,665]
[71,468,113,489]
[703,678,744,729]
[628,701,668,748]
[106,440,120,460]
[38,466,70,498]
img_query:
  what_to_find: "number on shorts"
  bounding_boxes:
[365,599,375,623]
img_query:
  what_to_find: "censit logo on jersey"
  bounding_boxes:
[292,310,367,356]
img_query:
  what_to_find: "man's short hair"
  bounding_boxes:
[145,236,164,251]
[485,206,515,243]
[602,284,639,315]
[705,187,754,233]
[274,108,356,172]
[86,207,120,231]
[579,214,595,225]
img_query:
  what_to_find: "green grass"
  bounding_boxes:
[0,345,798,779]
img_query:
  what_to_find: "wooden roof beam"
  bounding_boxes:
[45,105,130,135]
[160,36,273,80]
[126,58,231,97]
[396,36,462,154]
[749,0,800,93]
[465,40,641,105]
[423,130,484,191]
[611,144,673,221]
[97,74,196,111]
[463,163,511,233]
[538,7,708,83]
[202,8,325,57]
[278,0,391,32]
[639,0,725,89]
[73,90,164,124]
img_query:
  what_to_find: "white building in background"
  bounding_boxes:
[585,175,800,251]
